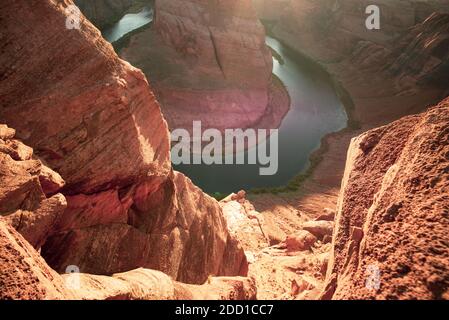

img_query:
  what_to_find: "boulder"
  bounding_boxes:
[302,220,334,239]
[285,230,317,251]
[315,208,336,221]
[64,269,257,300]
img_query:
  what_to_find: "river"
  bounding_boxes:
[102,7,154,43]
[104,8,348,195]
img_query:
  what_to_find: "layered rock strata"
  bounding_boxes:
[321,98,449,300]
[117,0,290,133]
[0,0,246,285]
[0,219,256,300]
[268,0,449,126]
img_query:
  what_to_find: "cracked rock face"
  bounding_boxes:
[0,0,246,285]
[322,98,449,300]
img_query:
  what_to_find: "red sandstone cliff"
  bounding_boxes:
[2,0,449,301]
[267,0,449,127]
[0,217,255,299]
[321,97,449,300]
[117,0,289,133]
[243,1,449,299]
[0,0,246,286]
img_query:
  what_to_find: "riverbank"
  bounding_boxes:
[249,18,446,205]
[249,25,357,196]
[248,34,444,225]
[166,34,346,194]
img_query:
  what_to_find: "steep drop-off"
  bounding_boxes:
[242,0,449,299]
[321,98,449,300]
[0,0,246,285]
[0,217,255,300]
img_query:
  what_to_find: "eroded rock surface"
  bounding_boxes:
[322,98,449,300]
[0,0,246,285]
[0,220,74,300]
[66,269,256,300]
[0,219,255,300]
[0,125,66,250]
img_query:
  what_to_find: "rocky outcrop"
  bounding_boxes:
[74,0,133,29]
[64,269,256,300]
[220,191,333,300]
[0,220,74,299]
[0,125,66,250]
[321,97,449,300]
[220,191,269,252]
[117,0,289,133]
[0,219,256,300]
[0,0,246,285]
[42,171,248,282]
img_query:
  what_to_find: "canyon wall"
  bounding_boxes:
[321,97,449,299]
[252,0,290,21]
[245,0,449,300]
[271,0,449,61]
[117,0,289,133]
[0,0,246,285]
[267,0,449,127]
[272,3,449,299]
[74,0,133,29]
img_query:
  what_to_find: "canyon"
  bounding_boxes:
[243,0,449,299]
[1,0,448,300]
[116,0,290,134]
[0,0,248,298]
